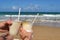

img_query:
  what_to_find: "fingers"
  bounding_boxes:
[19,28,32,40]
[0,29,8,33]
[0,37,4,40]
[0,22,6,28]
[6,20,12,25]
[0,20,13,40]
[0,20,12,32]
[6,35,13,40]
[0,20,12,28]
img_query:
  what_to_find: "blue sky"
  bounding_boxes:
[0,0,60,12]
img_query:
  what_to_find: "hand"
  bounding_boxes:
[0,20,12,32]
[19,27,33,40]
[0,20,13,40]
[19,27,27,39]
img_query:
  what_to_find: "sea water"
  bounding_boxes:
[0,12,60,27]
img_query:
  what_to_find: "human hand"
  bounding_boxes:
[19,27,27,39]
[0,20,12,32]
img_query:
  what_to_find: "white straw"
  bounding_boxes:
[9,15,12,20]
[18,8,21,22]
[31,13,39,26]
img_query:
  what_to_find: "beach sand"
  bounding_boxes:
[32,25,60,40]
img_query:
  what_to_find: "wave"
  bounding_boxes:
[0,14,60,27]
[42,14,60,17]
[0,14,60,22]
[4,14,60,17]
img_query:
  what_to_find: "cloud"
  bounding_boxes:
[12,6,17,10]
[23,4,40,12]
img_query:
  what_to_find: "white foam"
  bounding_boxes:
[43,14,55,17]
[0,14,60,23]
[5,14,60,17]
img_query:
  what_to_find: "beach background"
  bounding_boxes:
[0,12,60,27]
[0,12,60,40]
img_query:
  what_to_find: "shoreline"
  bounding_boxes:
[0,21,60,27]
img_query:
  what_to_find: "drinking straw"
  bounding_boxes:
[31,13,39,26]
[18,8,21,22]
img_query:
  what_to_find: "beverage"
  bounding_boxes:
[9,21,21,36]
[22,21,32,32]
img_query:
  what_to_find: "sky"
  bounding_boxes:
[0,0,60,12]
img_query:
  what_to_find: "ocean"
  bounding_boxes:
[0,12,59,15]
[0,12,60,27]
